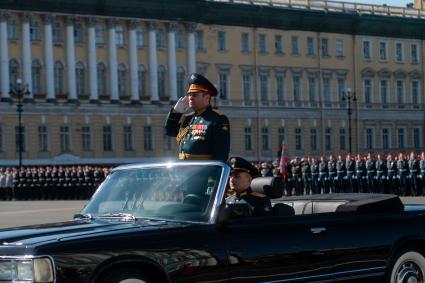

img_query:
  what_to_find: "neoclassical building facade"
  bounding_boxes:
[0,0,424,165]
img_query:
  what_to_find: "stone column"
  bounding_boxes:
[187,23,197,74]
[44,15,55,102]
[129,20,140,104]
[168,22,178,102]
[22,13,32,97]
[0,12,10,102]
[66,17,77,102]
[148,22,159,102]
[88,18,98,103]
[108,20,119,103]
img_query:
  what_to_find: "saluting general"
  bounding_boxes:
[165,73,230,162]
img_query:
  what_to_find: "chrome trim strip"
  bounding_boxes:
[209,165,231,224]
[0,254,57,283]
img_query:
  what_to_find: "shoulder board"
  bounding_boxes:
[212,109,224,116]
[250,192,267,198]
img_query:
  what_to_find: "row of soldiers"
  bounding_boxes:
[0,165,112,200]
[258,152,425,197]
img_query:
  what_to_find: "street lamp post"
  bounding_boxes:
[342,87,357,154]
[9,78,30,168]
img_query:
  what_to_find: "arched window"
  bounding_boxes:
[9,59,20,89]
[138,64,147,97]
[32,60,42,95]
[157,65,166,98]
[177,66,186,98]
[118,63,127,97]
[54,61,64,95]
[76,62,85,97]
[97,63,107,96]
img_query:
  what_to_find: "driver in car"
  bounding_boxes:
[226,157,272,217]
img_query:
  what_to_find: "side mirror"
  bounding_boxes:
[217,203,251,224]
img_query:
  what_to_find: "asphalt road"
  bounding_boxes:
[0,197,424,229]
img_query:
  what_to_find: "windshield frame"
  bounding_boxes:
[83,161,230,224]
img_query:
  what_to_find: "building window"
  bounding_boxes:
[325,127,332,151]
[38,125,48,152]
[396,80,404,104]
[363,40,371,59]
[118,64,127,97]
[310,128,317,151]
[9,59,19,88]
[379,41,387,60]
[339,128,346,151]
[261,127,270,151]
[115,25,125,46]
[295,128,302,151]
[337,78,345,102]
[144,126,153,151]
[76,62,85,97]
[52,21,63,43]
[218,31,226,51]
[366,128,374,150]
[30,20,40,41]
[195,30,204,50]
[412,80,419,104]
[164,129,174,151]
[242,73,251,104]
[276,75,284,104]
[397,128,405,149]
[54,61,64,95]
[156,28,165,49]
[32,60,42,95]
[321,38,329,57]
[275,35,283,54]
[97,63,107,96]
[307,37,315,56]
[336,39,344,57]
[380,80,388,104]
[241,32,249,53]
[411,43,419,63]
[308,77,316,102]
[291,36,299,55]
[278,127,285,145]
[177,67,186,98]
[158,65,166,98]
[323,77,331,103]
[414,128,421,150]
[74,22,84,43]
[7,18,18,40]
[219,73,228,99]
[136,26,144,47]
[15,126,26,153]
[0,126,3,152]
[258,34,267,54]
[103,125,113,152]
[293,77,301,102]
[244,127,252,151]
[395,42,403,62]
[175,29,184,49]
[60,125,70,152]
[95,24,105,44]
[259,74,268,103]
[364,79,372,104]
[382,128,390,151]
[138,64,147,97]
[81,126,91,152]
[123,125,133,151]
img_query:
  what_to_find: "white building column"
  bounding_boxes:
[0,12,10,102]
[88,18,98,103]
[66,17,77,102]
[129,20,139,104]
[44,15,55,102]
[148,22,159,102]
[108,20,119,103]
[187,23,196,74]
[168,22,178,102]
[22,13,32,97]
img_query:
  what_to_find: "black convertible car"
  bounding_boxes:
[0,161,424,283]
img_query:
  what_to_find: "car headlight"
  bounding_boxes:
[0,257,54,282]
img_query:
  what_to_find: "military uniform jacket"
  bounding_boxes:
[165,106,230,162]
[226,188,272,217]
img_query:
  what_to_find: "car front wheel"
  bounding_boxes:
[389,251,425,283]
[99,268,155,283]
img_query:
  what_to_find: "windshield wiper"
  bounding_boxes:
[96,212,136,221]
[74,213,93,220]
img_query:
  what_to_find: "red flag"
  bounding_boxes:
[279,141,287,177]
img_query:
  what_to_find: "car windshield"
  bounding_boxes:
[80,164,224,223]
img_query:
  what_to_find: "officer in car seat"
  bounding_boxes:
[225,157,272,217]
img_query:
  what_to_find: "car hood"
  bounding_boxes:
[0,218,190,251]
